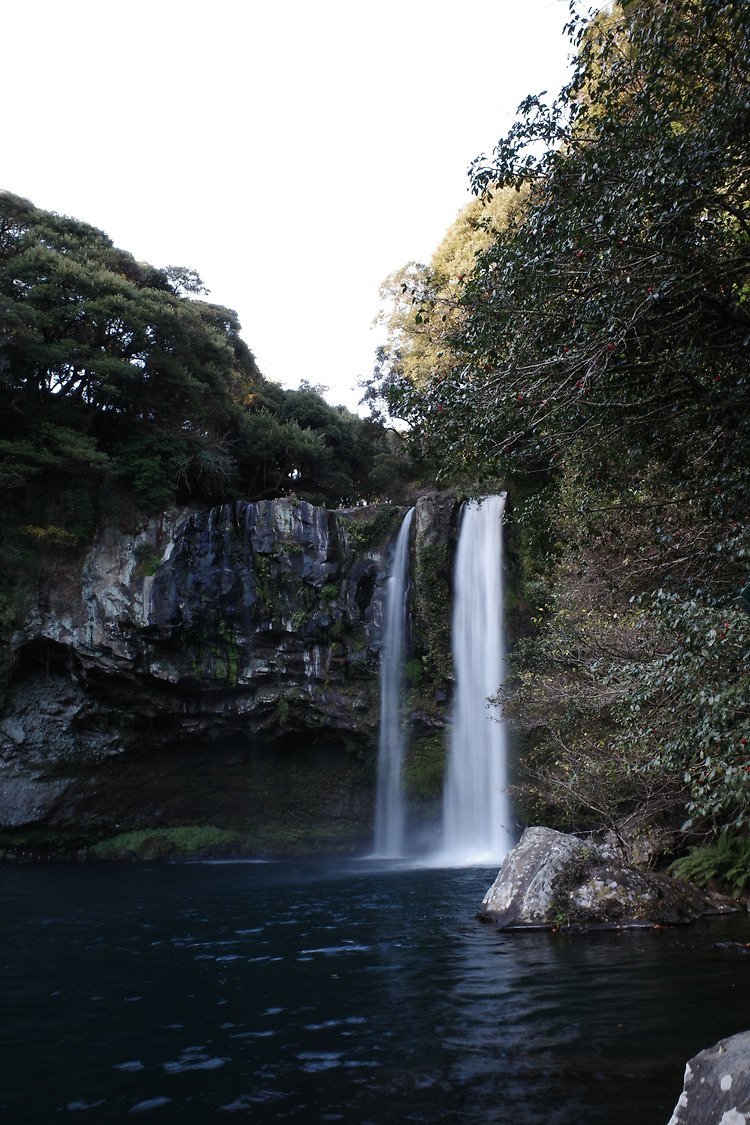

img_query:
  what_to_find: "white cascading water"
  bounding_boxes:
[440,494,513,865]
[373,507,415,858]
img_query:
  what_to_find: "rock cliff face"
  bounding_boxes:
[0,494,459,856]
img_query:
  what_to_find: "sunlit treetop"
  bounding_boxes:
[369,0,750,493]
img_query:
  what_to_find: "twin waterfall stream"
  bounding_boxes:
[373,507,415,858]
[374,495,512,864]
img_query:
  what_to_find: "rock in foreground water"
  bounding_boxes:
[668,1031,750,1125]
[479,826,725,930]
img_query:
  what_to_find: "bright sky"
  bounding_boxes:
[5,0,578,413]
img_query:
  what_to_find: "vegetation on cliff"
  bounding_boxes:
[367,0,750,874]
[0,192,414,687]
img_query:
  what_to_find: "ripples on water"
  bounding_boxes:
[3,858,750,1123]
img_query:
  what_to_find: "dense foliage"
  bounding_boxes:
[0,191,400,517]
[368,0,750,858]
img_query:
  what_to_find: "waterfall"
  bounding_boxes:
[373,508,415,858]
[441,494,513,864]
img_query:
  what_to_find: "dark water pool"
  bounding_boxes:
[2,858,750,1123]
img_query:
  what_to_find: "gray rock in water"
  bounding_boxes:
[667,1031,750,1124]
[480,827,588,928]
[480,826,725,930]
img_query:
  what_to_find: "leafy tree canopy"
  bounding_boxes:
[369,187,525,408]
[0,191,399,521]
[370,0,749,489]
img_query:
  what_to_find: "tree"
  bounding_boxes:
[414,0,749,487]
[0,190,266,503]
[364,187,524,477]
[369,0,750,844]
[0,191,396,514]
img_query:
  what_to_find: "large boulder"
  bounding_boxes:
[668,1031,750,1124]
[479,826,725,930]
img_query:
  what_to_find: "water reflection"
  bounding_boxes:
[2,859,749,1123]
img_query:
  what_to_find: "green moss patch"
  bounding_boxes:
[91,825,246,860]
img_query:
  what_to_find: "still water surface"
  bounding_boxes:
[3,859,750,1123]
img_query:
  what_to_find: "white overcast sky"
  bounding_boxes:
[4,0,581,413]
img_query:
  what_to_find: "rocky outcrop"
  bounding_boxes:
[479,826,726,929]
[668,1031,750,1125]
[0,494,460,853]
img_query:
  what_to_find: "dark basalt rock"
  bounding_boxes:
[0,494,460,853]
